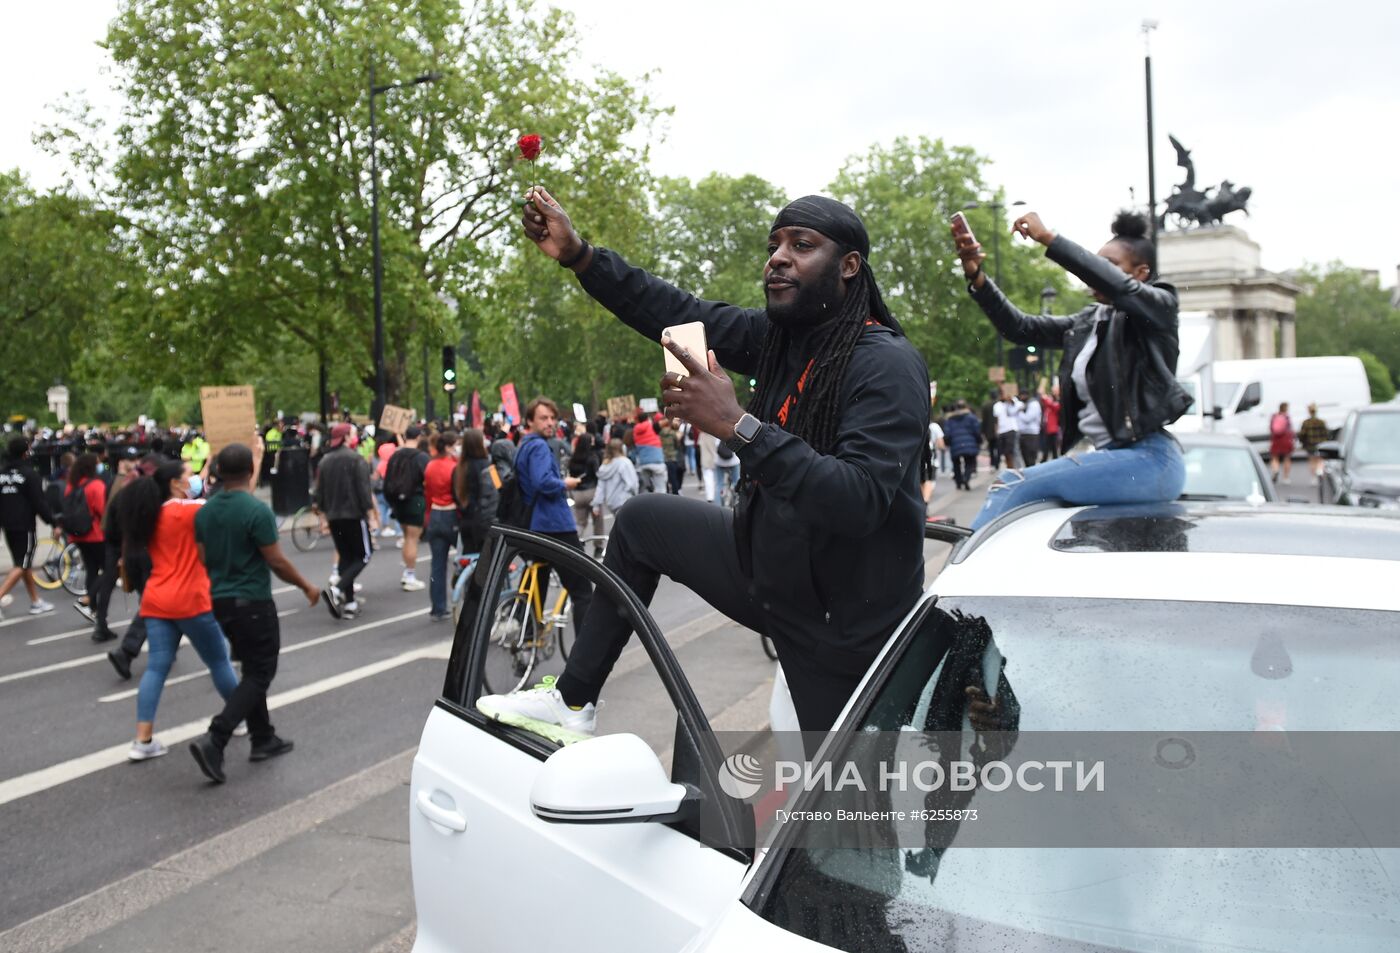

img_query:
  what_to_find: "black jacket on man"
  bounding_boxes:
[313,447,374,521]
[0,458,54,532]
[971,234,1191,452]
[578,247,929,661]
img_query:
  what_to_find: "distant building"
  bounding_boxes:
[1158,226,1301,360]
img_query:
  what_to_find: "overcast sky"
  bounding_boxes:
[4,0,1397,283]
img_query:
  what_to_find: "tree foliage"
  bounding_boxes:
[1294,264,1400,391]
[45,0,661,416]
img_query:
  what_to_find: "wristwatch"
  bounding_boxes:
[726,413,763,452]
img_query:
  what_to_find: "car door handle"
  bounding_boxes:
[416,790,467,832]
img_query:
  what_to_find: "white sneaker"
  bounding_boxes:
[395,538,404,549]
[128,738,168,761]
[476,676,597,745]
[328,573,340,588]
[380,526,398,538]
[401,576,426,592]
[0,594,12,608]
[29,599,55,615]
[342,600,361,620]
[233,721,249,737]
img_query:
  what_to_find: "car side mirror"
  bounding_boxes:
[530,733,694,824]
[1209,405,1224,421]
[1235,382,1262,414]
[1317,441,1342,460]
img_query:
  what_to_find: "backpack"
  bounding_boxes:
[493,465,534,529]
[62,481,95,537]
[383,448,419,502]
[1270,414,1289,437]
[716,440,735,462]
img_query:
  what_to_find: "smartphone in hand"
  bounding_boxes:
[663,321,708,378]
[951,211,977,244]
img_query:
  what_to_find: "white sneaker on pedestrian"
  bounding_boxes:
[128,738,168,761]
[395,537,404,549]
[328,573,340,588]
[0,594,12,608]
[380,526,398,538]
[29,599,55,615]
[476,676,597,745]
[74,601,96,623]
[233,721,249,737]
[342,600,361,620]
[401,575,425,592]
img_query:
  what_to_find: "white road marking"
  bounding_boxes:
[95,608,429,703]
[0,639,449,808]
[1,607,428,688]
[23,584,300,646]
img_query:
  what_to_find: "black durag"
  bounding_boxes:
[769,195,903,335]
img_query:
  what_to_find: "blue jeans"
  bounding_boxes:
[425,509,460,617]
[711,464,740,503]
[137,612,239,723]
[970,431,1186,530]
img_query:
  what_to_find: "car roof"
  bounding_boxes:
[1355,405,1400,416]
[937,502,1400,612]
[1174,430,1259,449]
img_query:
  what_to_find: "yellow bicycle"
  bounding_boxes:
[482,535,606,694]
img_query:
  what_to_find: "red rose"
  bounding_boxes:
[517,134,542,161]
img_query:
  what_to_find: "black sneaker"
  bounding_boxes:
[189,734,227,784]
[107,647,133,680]
[249,736,294,762]
[321,587,342,620]
[91,626,117,643]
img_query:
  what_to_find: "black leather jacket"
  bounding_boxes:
[970,234,1191,452]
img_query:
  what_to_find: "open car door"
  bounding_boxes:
[409,527,755,953]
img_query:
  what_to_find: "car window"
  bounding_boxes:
[1351,414,1400,467]
[749,597,1400,952]
[1180,445,1267,500]
[440,528,752,851]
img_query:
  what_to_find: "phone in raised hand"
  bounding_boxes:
[662,322,708,378]
[950,211,976,244]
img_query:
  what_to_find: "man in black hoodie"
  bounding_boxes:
[0,436,57,619]
[477,190,929,740]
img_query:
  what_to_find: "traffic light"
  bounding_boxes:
[441,345,457,393]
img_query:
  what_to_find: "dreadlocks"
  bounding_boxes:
[747,195,905,455]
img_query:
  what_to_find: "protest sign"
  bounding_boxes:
[606,395,637,420]
[378,404,415,436]
[199,386,257,457]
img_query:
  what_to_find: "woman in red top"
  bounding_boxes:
[116,459,238,761]
[66,453,107,627]
[1268,402,1296,482]
[423,431,460,620]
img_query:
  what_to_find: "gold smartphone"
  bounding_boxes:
[662,321,708,378]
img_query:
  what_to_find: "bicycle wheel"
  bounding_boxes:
[61,543,87,596]
[31,538,66,590]
[482,593,539,695]
[290,507,321,552]
[760,634,779,661]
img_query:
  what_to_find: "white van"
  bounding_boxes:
[1204,357,1370,451]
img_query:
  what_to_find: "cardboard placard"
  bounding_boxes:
[606,395,637,420]
[378,404,415,436]
[199,386,257,457]
[987,366,1006,383]
[572,402,588,423]
[639,397,659,414]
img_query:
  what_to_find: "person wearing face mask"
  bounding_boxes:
[480,190,929,743]
[954,209,1191,530]
[112,460,239,761]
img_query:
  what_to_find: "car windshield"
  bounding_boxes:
[1180,444,1267,500]
[753,597,1400,952]
[1352,414,1400,467]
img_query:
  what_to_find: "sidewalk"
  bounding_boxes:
[4,751,419,953]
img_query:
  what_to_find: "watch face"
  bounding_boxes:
[735,414,762,443]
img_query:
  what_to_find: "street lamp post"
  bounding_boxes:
[963,198,1026,370]
[368,65,443,423]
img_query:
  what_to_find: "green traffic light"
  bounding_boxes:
[444,369,456,380]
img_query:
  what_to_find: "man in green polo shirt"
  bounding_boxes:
[189,443,320,784]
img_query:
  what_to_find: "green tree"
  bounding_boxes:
[1353,349,1396,402]
[1294,264,1400,390]
[0,171,141,420]
[46,0,661,415]
[828,137,1087,405]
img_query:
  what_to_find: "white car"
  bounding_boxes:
[409,506,1400,952]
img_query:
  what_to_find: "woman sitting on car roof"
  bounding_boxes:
[953,209,1192,530]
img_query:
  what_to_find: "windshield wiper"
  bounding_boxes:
[1177,493,1231,500]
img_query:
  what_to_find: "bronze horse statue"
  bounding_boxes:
[1159,136,1252,229]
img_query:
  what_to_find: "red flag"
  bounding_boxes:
[470,390,483,429]
[500,382,521,424]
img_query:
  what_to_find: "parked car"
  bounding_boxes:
[410,507,1400,952]
[1319,404,1400,509]
[1176,430,1275,503]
